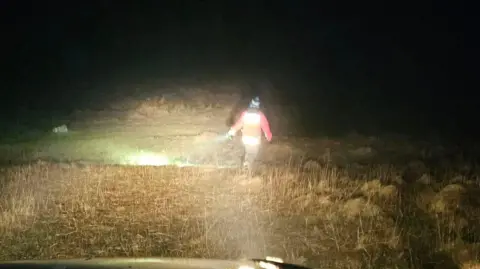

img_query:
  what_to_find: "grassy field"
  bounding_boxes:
[1,162,480,268]
[1,86,480,268]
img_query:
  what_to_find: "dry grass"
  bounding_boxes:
[1,86,480,268]
[0,161,479,269]
[121,88,238,120]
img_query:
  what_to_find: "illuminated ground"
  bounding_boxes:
[0,88,425,169]
[0,84,464,173]
[1,87,480,268]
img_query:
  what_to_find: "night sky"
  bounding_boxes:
[1,1,472,140]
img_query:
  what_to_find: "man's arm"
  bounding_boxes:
[260,112,272,141]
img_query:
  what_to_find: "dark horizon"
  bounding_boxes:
[1,1,472,141]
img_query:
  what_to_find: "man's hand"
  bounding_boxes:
[226,129,236,140]
[265,134,272,143]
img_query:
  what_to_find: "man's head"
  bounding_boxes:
[249,96,260,109]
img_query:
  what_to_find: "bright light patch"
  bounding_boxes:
[242,136,260,145]
[258,261,279,269]
[266,257,283,263]
[128,152,170,166]
[255,257,284,269]
[244,112,261,124]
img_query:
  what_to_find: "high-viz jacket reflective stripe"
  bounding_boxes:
[230,111,272,141]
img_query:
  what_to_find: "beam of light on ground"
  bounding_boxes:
[213,134,231,142]
[126,151,170,166]
[107,133,235,168]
